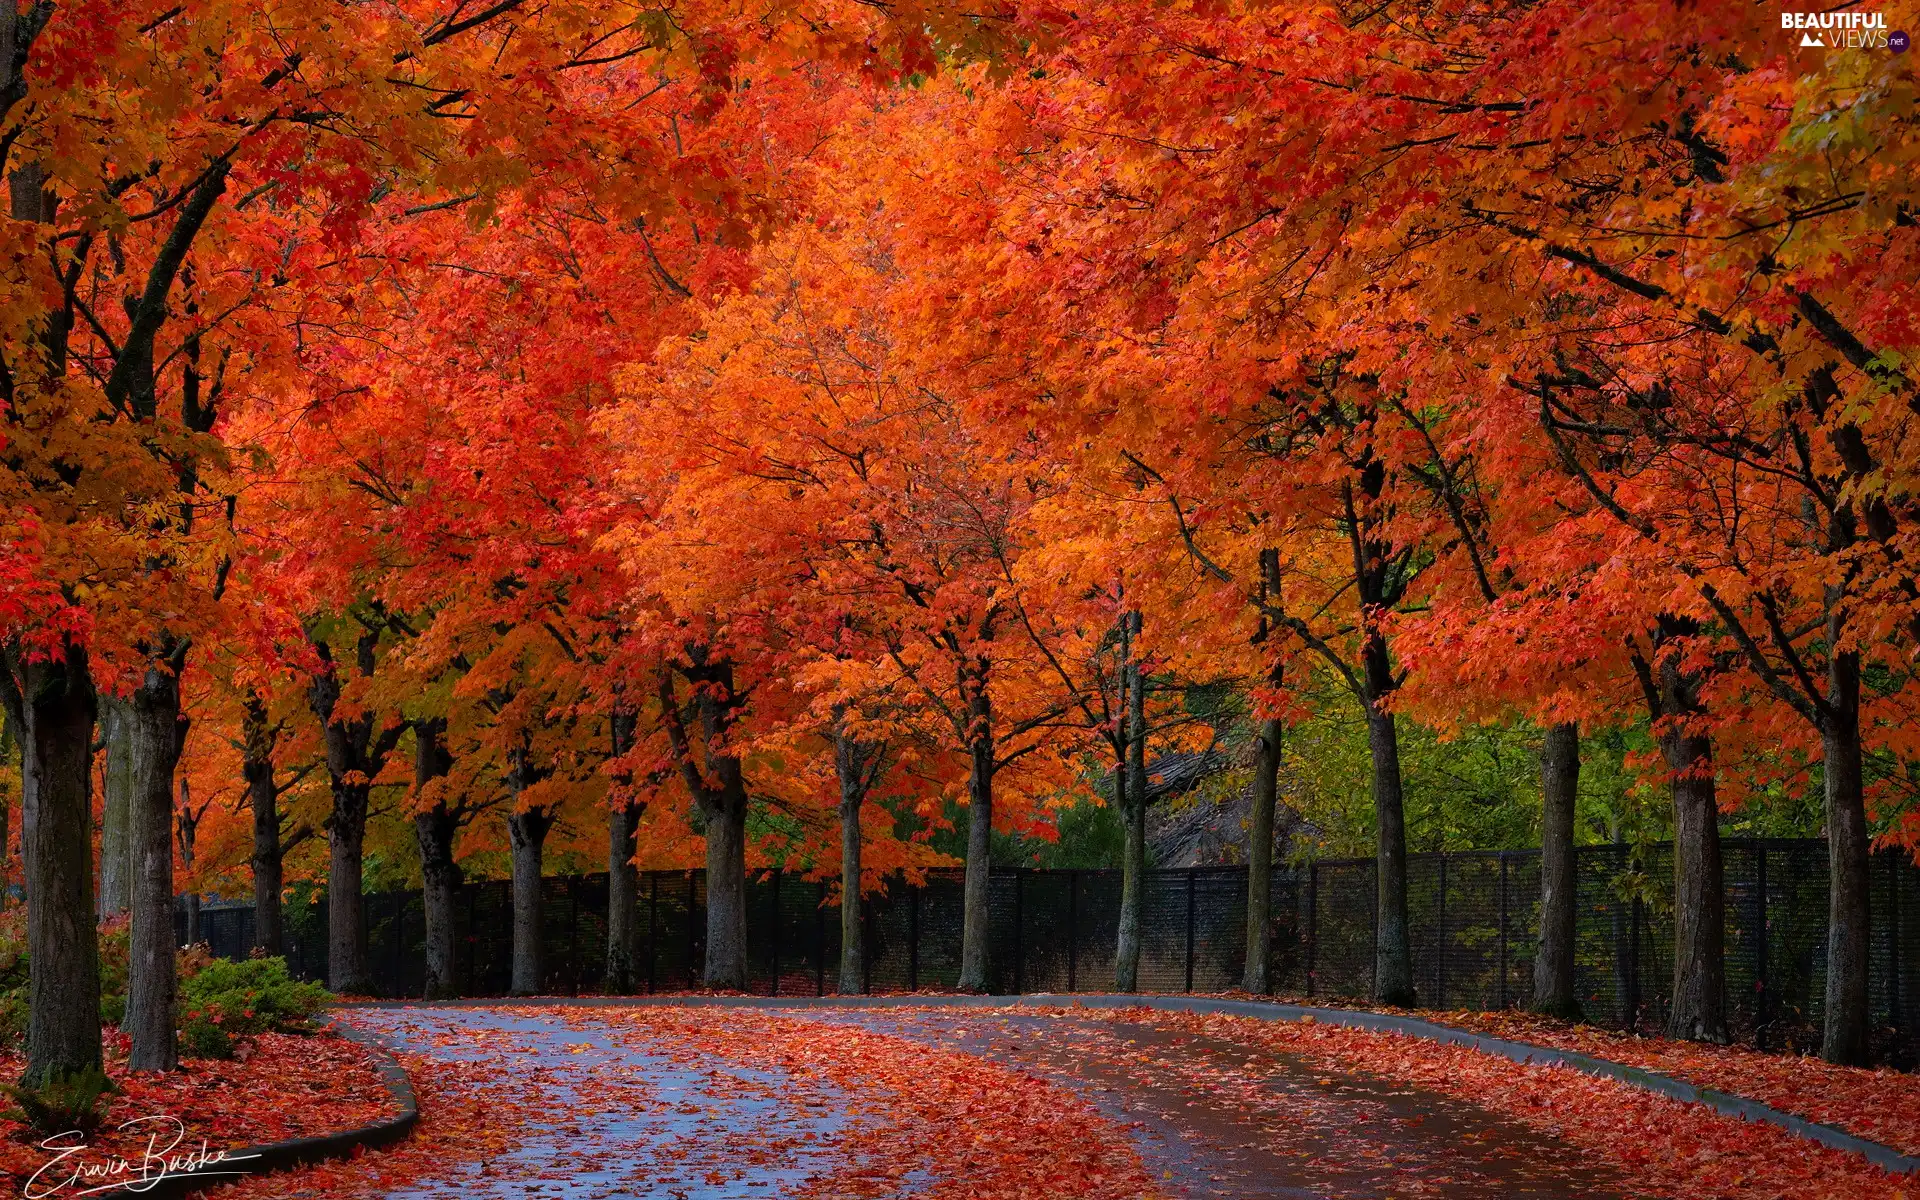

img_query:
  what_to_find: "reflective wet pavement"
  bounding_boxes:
[820,1009,1621,1199]
[343,1004,1621,1198]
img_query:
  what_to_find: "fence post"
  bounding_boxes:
[1627,895,1643,1031]
[567,876,580,996]
[1014,869,1026,994]
[908,882,920,992]
[1305,863,1318,998]
[1888,852,1902,1036]
[1435,856,1448,1010]
[1067,870,1079,993]
[687,870,699,990]
[1185,868,1197,994]
[771,869,782,998]
[464,885,478,996]
[1497,852,1509,1010]
[817,875,833,998]
[862,892,874,995]
[1755,844,1769,1049]
[647,872,658,996]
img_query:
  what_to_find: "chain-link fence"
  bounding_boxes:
[187,837,1918,1052]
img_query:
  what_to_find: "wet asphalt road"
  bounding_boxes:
[342,1005,1620,1199]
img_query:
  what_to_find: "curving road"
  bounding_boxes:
[341,1003,1621,1199]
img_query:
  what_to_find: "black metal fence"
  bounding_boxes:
[186,838,1920,1053]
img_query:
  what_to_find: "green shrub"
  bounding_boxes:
[0,908,331,1058]
[1,1067,119,1135]
[177,956,333,1046]
[180,1013,235,1060]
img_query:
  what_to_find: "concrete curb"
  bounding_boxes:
[343,991,1920,1176]
[132,1020,419,1198]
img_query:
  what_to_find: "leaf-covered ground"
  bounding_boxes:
[1088,1006,1912,1199]
[1398,1005,1920,1159]
[0,1029,400,1193]
[1221,994,1920,1161]
[39,1002,1909,1199]
[211,1005,1161,1199]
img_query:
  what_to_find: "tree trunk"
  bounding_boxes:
[1243,708,1282,994]
[834,725,872,996]
[126,660,186,1072]
[1,646,104,1084]
[838,790,864,996]
[605,803,641,994]
[0,707,15,910]
[308,631,400,997]
[1533,721,1581,1018]
[660,657,752,992]
[956,692,996,994]
[1115,623,1147,992]
[699,785,748,990]
[416,806,459,1000]
[326,782,372,994]
[99,696,132,920]
[1362,638,1415,1006]
[508,806,554,997]
[1821,647,1870,1066]
[1657,651,1727,1044]
[244,698,283,956]
[178,779,200,948]
[605,707,641,995]
[412,719,458,999]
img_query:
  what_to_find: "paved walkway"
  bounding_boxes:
[343,1004,1621,1198]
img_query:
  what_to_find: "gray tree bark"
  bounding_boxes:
[1533,721,1581,1017]
[0,646,104,1084]
[98,696,132,920]
[1115,614,1147,992]
[1822,645,1869,1065]
[833,721,882,996]
[604,706,642,995]
[1245,551,1285,995]
[243,693,284,956]
[956,680,996,994]
[1243,702,1282,994]
[0,707,15,909]
[177,777,201,947]
[1643,628,1727,1044]
[125,657,187,1072]
[700,787,747,990]
[1362,637,1415,1007]
[308,629,403,995]
[659,655,751,990]
[508,803,554,997]
[412,718,459,999]
[325,777,372,994]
